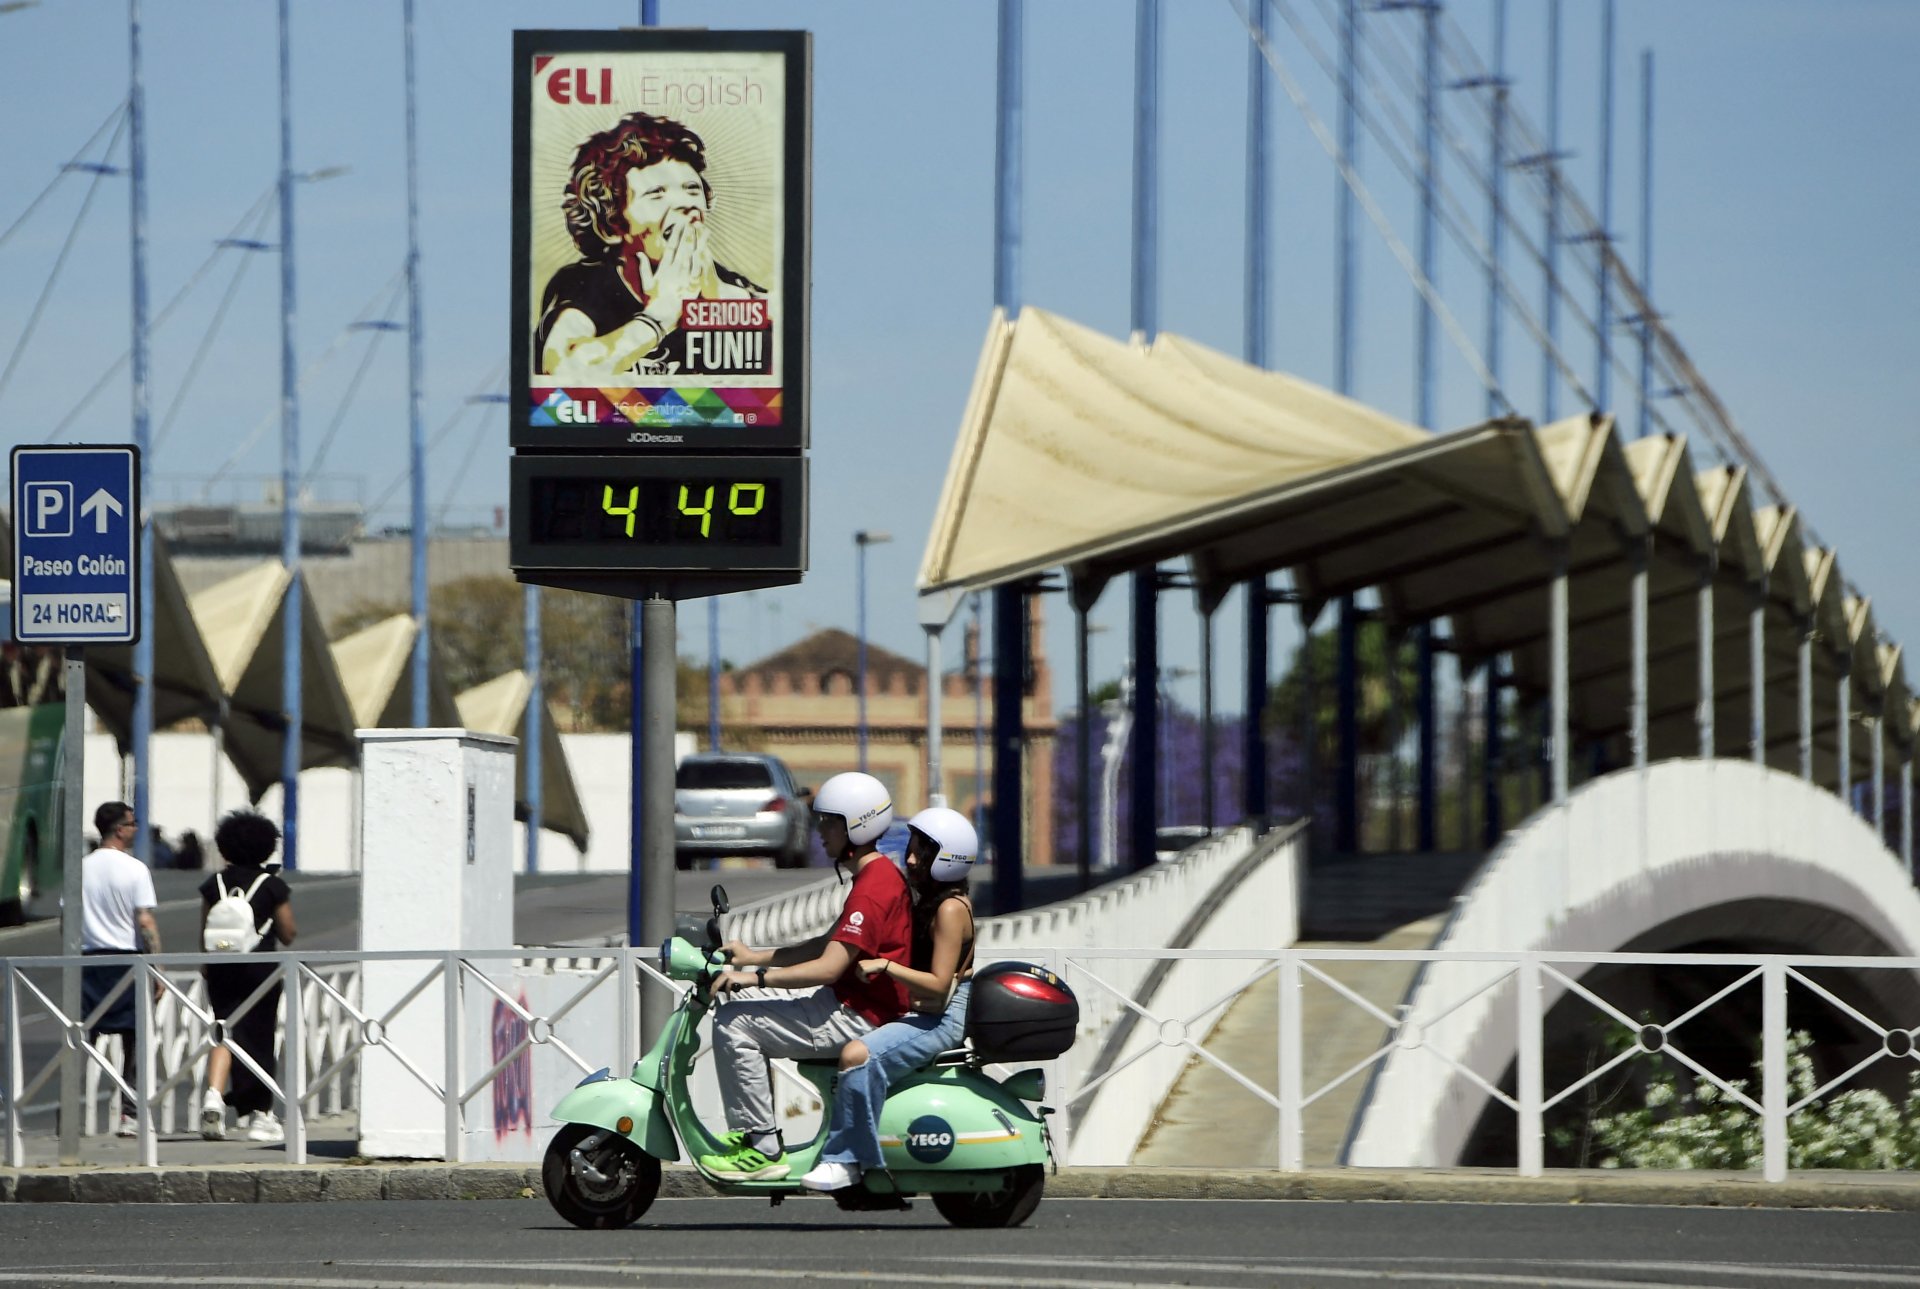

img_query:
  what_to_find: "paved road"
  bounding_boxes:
[2,1197,1917,1287]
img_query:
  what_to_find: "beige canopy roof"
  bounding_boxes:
[87,528,226,748]
[917,307,1427,597]
[917,307,1915,797]
[331,614,462,729]
[190,561,358,800]
[456,669,590,853]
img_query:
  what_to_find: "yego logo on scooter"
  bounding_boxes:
[904,1114,956,1163]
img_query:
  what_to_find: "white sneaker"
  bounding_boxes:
[797,1160,863,1192]
[244,1110,284,1143]
[115,1112,138,1139]
[200,1090,226,1141]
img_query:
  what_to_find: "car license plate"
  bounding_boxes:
[692,824,747,840]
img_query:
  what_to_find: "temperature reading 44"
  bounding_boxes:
[534,475,782,546]
[602,481,768,540]
[509,454,805,578]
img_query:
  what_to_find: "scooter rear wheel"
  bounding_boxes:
[543,1122,662,1229]
[931,1164,1045,1229]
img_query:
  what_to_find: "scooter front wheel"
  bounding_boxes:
[543,1122,662,1229]
[931,1164,1045,1229]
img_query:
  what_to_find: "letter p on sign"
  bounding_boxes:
[28,483,71,537]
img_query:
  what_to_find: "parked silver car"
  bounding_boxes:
[673,752,814,870]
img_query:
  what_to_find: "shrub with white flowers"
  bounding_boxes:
[1584,1031,1920,1170]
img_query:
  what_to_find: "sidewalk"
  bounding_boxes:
[6,1147,1920,1210]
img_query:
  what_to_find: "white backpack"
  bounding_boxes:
[202,872,271,953]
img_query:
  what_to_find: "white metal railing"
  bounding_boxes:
[13,944,1909,1180]
[0,948,672,1167]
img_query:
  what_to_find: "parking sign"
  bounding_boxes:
[10,445,141,645]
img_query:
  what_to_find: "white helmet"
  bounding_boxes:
[812,772,894,846]
[907,806,978,883]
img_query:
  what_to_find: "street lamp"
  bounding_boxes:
[854,530,893,773]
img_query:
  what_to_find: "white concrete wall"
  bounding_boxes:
[89,728,696,873]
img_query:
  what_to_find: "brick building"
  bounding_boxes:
[712,606,1057,865]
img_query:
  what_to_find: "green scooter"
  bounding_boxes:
[541,886,1068,1229]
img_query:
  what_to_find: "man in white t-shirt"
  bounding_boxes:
[80,800,161,1137]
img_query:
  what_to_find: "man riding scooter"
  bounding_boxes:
[700,771,912,1180]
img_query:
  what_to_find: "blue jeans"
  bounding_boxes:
[820,982,970,1169]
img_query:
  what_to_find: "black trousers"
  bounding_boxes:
[206,960,283,1116]
[81,949,140,1117]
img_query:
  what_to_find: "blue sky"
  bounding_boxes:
[2,0,1915,717]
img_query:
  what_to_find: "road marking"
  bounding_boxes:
[8,1251,1918,1289]
[932,1253,1920,1287]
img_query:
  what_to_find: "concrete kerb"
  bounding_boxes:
[2,1165,1917,1210]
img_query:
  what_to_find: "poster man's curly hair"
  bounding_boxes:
[562,111,711,260]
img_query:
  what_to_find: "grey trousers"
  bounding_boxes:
[711,986,873,1133]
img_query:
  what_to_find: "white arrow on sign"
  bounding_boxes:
[79,487,123,534]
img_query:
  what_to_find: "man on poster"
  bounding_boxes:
[535,111,768,382]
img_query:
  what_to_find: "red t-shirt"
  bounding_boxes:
[830,854,912,1025]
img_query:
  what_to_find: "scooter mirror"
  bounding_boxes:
[710,885,730,915]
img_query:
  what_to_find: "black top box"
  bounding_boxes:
[966,961,1079,1062]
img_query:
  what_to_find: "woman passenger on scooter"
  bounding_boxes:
[798,806,978,1192]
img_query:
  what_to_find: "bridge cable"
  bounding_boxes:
[197,262,409,499]
[0,99,128,253]
[366,355,508,524]
[42,183,278,444]
[150,199,279,455]
[0,108,129,416]
[1233,0,1503,403]
[304,273,409,481]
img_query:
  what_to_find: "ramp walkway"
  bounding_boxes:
[1135,851,1483,1167]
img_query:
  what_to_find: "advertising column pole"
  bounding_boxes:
[640,595,677,1048]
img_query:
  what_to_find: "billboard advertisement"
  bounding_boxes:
[512,30,809,451]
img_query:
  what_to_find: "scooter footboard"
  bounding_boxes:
[550,1074,681,1162]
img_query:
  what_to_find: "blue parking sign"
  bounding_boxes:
[10,445,141,645]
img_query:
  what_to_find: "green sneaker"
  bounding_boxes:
[697,1141,790,1181]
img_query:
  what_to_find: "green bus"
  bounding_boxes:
[0,604,65,924]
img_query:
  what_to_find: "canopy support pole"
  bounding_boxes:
[1243,579,1270,823]
[1416,624,1436,851]
[1798,620,1814,783]
[1697,558,1716,760]
[1837,657,1852,807]
[992,584,1028,909]
[1902,757,1913,879]
[1550,541,1570,806]
[1871,711,1885,836]
[1630,539,1648,768]
[1336,597,1359,853]
[1482,658,1503,847]
[1129,570,1160,871]
[1201,606,1216,834]
[1749,582,1766,766]
[1074,590,1093,891]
